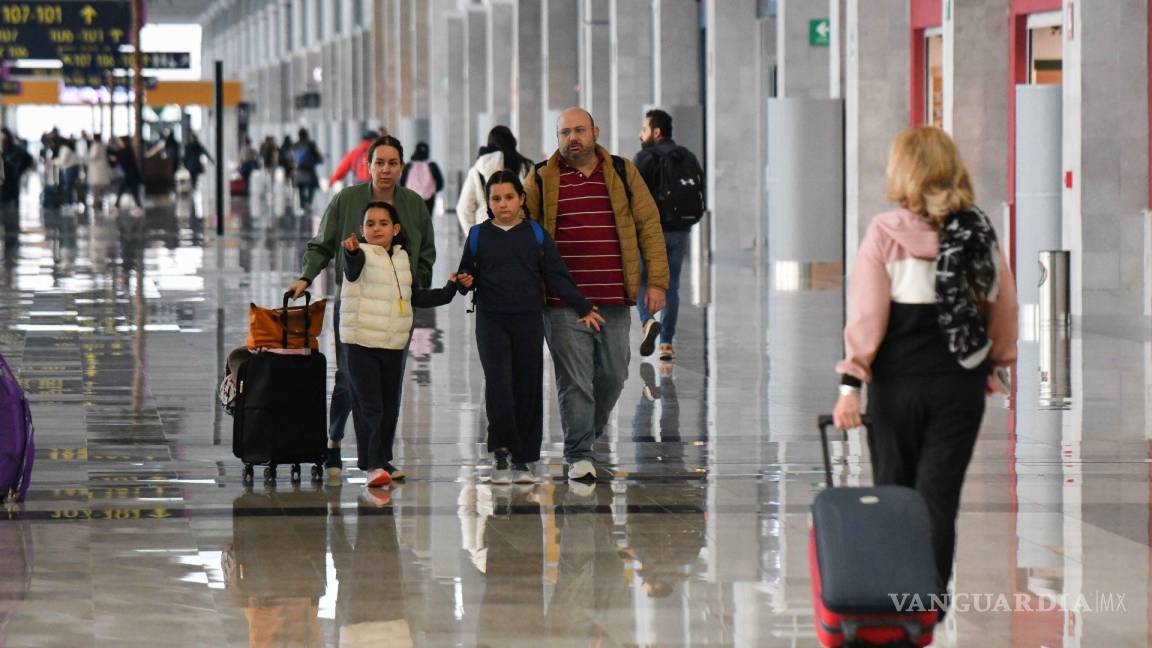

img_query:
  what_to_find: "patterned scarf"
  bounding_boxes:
[934,207,999,369]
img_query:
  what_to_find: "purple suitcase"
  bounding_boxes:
[0,353,34,503]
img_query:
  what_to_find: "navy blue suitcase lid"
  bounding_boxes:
[812,485,941,614]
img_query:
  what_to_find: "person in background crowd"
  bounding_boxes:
[260,136,279,171]
[456,125,533,235]
[328,130,377,188]
[279,135,296,180]
[399,142,444,215]
[632,108,706,362]
[85,133,114,210]
[182,134,214,191]
[55,136,81,208]
[1,128,33,228]
[292,129,323,211]
[110,135,143,209]
[238,136,259,184]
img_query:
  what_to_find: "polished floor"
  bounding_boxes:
[0,177,1150,647]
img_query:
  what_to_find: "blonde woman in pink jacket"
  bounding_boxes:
[833,126,1018,591]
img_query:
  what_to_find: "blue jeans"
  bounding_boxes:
[543,306,631,463]
[636,229,690,344]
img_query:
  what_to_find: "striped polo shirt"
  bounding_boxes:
[549,157,629,307]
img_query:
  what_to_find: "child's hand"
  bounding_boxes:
[342,234,360,252]
[578,307,605,331]
[456,273,474,289]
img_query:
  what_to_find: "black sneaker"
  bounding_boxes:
[325,448,342,477]
[639,319,662,357]
[492,450,512,485]
[382,462,407,481]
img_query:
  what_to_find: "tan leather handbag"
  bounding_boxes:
[245,292,326,350]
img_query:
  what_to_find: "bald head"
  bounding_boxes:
[556,107,599,166]
[557,107,595,131]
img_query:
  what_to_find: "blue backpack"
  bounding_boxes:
[467,220,545,257]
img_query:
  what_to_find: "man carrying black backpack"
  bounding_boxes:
[633,109,705,362]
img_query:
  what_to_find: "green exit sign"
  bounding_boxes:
[810,19,831,46]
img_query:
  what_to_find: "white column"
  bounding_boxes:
[542,0,579,153]
[487,1,514,129]
[579,0,611,146]
[513,0,544,161]
[609,0,653,156]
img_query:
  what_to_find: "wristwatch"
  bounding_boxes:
[838,385,861,397]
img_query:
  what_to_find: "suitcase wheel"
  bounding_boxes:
[242,464,254,486]
[310,465,323,483]
[290,464,302,484]
[264,466,276,482]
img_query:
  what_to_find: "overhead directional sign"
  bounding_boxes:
[809,18,830,47]
[58,50,190,70]
[0,1,131,59]
[59,67,157,89]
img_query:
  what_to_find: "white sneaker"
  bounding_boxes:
[639,319,662,357]
[512,463,537,484]
[567,459,596,481]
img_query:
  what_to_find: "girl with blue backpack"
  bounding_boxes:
[457,170,604,484]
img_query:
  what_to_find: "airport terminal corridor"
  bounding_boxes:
[0,179,1147,647]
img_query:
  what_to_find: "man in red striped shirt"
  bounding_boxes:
[525,107,670,481]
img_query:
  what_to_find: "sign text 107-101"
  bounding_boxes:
[0,1,131,58]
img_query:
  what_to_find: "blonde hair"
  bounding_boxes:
[884,126,974,229]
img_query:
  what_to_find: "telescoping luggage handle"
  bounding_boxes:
[281,291,311,349]
[816,414,872,488]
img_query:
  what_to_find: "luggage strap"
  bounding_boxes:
[280,290,311,349]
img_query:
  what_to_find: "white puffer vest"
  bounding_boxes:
[339,244,414,349]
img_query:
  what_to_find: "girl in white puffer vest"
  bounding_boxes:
[339,201,467,493]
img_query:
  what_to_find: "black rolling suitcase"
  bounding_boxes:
[809,415,940,647]
[232,293,327,486]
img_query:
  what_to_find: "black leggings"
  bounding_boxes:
[867,371,986,587]
[476,312,544,463]
[346,344,405,470]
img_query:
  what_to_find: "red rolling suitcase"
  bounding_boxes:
[810,415,940,647]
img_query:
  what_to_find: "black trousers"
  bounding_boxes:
[476,312,544,463]
[867,371,986,587]
[345,343,406,470]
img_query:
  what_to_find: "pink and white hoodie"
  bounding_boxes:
[837,209,1018,385]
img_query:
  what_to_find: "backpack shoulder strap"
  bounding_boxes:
[528,220,545,246]
[611,155,632,210]
[468,225,480,257]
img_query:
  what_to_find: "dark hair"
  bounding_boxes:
[367,135,405,165]
[361,201,408,247]
[486,125,529,175]
[645,109,673,139]
[297,128,310,142]
[484,169,531,221]
[411,141,430,161]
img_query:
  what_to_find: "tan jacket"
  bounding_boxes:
[524,145,669,300]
